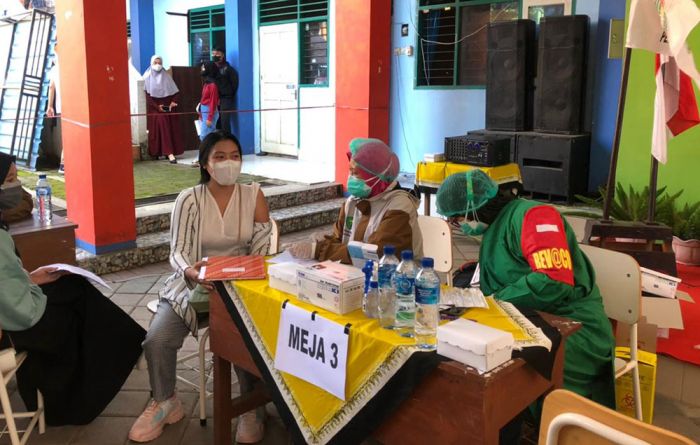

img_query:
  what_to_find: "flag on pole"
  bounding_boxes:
[626,0,700,164]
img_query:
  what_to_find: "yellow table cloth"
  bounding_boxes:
[221,276,535,444]
[416,161,522,187]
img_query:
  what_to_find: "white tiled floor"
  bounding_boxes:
[178,150,335,185]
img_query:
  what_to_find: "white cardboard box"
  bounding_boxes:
[296,261,365,314]
[268,262,306,296]
[437,318,514,373]
[640,267,682,298]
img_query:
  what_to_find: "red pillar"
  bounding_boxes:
[55,0,136,254]
[335,0,392,187]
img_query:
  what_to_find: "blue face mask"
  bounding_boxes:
[347,175,372,198]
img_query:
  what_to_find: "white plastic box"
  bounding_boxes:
[296,261,365,314]
[437,318,514,373]
[268,262,306,296]
[640,267,681,299]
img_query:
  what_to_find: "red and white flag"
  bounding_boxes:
[626,0,700,164]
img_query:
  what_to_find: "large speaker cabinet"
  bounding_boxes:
[517,132,590,202]
[485,19,536,131]
[533,15,588,134]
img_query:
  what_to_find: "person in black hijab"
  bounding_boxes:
[0,153,146,425]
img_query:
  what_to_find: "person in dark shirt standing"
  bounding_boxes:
[211,47,239,134]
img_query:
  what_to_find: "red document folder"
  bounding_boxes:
[197,256,266,281]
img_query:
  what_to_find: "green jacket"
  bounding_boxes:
[0,230,46,331]
[479,199,615,407]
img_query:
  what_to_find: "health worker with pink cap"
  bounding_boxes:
[287,138,423,262]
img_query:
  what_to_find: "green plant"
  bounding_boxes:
[567,183,700,240]
[680,207,700,240]
[569,183,680,226]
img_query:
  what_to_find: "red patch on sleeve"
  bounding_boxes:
[520,206,574,286]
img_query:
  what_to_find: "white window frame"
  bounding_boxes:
[522,0,572,19]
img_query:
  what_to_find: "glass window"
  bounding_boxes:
[301,21,328,85]
[527,5,565,24]
[417,1,518,88]
[259,0,328,24]
[189,6,225,66]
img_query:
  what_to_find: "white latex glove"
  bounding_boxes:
[287,241,317,259]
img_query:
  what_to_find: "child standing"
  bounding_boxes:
[198,61,219,141]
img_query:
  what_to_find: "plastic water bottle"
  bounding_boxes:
[363,281,379,319]
[415,257,441,350]
[393,250,417,338]
[362,260,374,295]
[378,283,396,329]
[35,174,52,223]
[378,245,399,329]
[378,245,399,288]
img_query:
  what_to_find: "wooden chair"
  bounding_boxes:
[417,215,454,286]
[540,389,697,445]
[0,336,45,445]
[579,244,643,421]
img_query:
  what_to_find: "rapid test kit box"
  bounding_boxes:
[296,261,364,314]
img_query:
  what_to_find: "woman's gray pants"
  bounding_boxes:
[143,300,263,418]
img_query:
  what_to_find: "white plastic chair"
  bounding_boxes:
[0,346,45,445]
[579,244,643,421]
[417,215,454,286]
[146,300,211,426]
[268,218,280,255]
[540,389,696,445]
[563,215,589,244]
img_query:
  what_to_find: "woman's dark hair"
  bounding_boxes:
[201,61,219,81]
[198,130,242,184]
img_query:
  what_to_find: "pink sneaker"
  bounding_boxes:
[128,396,185,443]
[235,411,264,444]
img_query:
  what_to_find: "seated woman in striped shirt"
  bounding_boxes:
[129,130,271,444]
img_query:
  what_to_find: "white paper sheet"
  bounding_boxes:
[267,250,318,267]
[45,263,112,290]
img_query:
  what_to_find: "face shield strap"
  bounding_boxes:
[354,156,396,183]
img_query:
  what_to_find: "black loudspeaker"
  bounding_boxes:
[486,19,536,131]
[533,15,588,134]
[467,129,518,163]
[517,132,590,202]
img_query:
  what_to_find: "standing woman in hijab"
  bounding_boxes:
[143,55,182,163]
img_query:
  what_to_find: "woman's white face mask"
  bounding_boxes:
[209,160,241,186]
[152,63,163,72]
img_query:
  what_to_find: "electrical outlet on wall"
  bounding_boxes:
[393,46,414,57]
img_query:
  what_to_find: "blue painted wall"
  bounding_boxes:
[389,0,486,174]
[389,0,625,193]
[587,0,625,191]
[225,0,255,155]
[130,0,155,73]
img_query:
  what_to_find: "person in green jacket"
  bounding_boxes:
[436,170,615,408]
[0,152,146,426]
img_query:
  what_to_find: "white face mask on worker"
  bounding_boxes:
[152,64,163,72]
[210,160,241,186]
